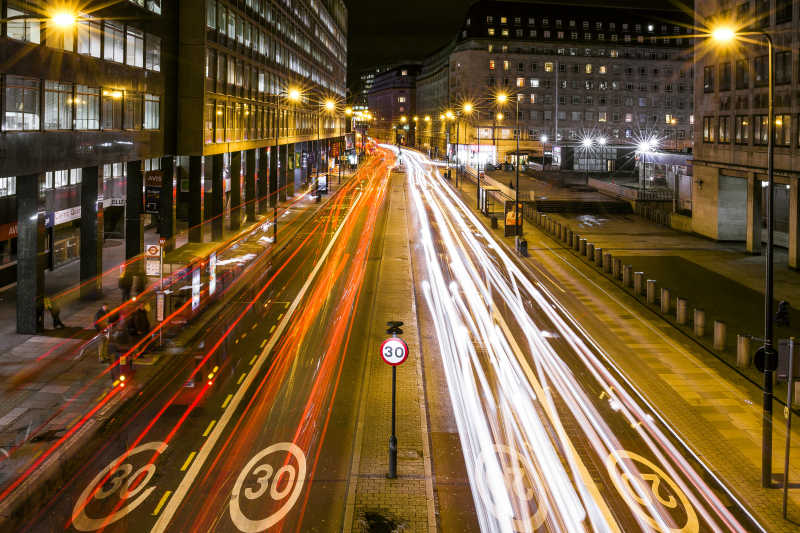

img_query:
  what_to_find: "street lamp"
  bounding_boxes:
[597,136,607,173]
[636,137,657,189]
[710,23,776,489]
[581,137,594,180]
[497,91,522,237]
[540,134,548,169]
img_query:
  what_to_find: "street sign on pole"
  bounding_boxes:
[380,337,408,366]
[382,321,406,479]
[145,244,162,277]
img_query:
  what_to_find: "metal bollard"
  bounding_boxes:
[574,235,581,251]
[713,320,726,350]
[594,247,603,266]
[633,272,644,296]
[660,287,671,314]
[693,308,705,337]
[567,229,573,247]
[646,279,656,304]
[622,264,633,287]
[603,253,612,273]
[613,257,622,279]
[586,242,594,259]
[736,335,751,367]
[676,297,688,324]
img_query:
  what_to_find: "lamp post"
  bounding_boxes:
[581,137,593,181]
[597,136,607,174]
[540,134,548,170]
[711,24,776,489]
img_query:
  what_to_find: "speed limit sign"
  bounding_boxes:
[380,337,408,366]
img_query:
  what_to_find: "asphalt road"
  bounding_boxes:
[14,155,394,532]
[401,147,762,533]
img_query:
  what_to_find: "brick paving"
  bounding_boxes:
[345,170,437,533]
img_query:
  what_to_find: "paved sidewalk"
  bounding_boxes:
[454,172,800,531]
[344,170,437,533]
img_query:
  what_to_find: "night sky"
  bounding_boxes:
[345,0,473,91]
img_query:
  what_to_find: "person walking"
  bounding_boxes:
[118,271,133,301]
[44,297,65,329]
[94,303,110,362]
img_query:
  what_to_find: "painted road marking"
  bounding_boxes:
[276,313,284,321]
[221,394,233,409]
[251,323,257,330]
[229,442,307,532]
[249,355,257,365]
[202,420,216,437]
[260,340,267,348]
[237,373,246,385]
[180,452,197,472]
[152,491,172,516]
[72,441,167,531]
[269,325,276,334]
[284,302,289,309]
[152,189,364,533]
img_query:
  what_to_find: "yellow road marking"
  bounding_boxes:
[251,323,257,330]
[234,339,239,344]
[237,373,246,385]
[202,420,216,437]
[276,313,284,321]
[221,394,233,409]
[249,355,257,365]
[284,302,290,309]
[269,325,276,334]
[180,452,196,472]
[241,333,247,340]
[152,491,172,516]
[260,340,267,348]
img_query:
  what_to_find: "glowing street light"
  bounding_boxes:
[400,116,407,123]
[463,102,474,114]
[496,92,508,104]
[496,112,504,121]
[711,26,736,44]
[424,115,431,122]
[50,12,77,27]
[287,87,301,102]
[345,107,353,116]
[445,110,455,120]
[324,99,335,111]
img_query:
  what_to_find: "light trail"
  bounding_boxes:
[397,145,757,533]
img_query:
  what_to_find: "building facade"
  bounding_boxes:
[414,0,695,171]
[0,0,347,333]
[367,63,421,145]
[693,0,800,268]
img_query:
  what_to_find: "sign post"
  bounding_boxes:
[381,321,408,479]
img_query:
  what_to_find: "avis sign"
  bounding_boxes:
[380,337,408,366]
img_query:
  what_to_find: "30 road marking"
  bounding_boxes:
[152,188,364,533]
[152,491,172,516]
[221,394,233,409]
[269,325,276,334]
[202,420,216,437]
[180,452,197,472]
[237,373,246,385]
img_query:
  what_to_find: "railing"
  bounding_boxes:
[588,178,673,202]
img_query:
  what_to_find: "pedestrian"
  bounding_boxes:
[44,297,65,329]
[118,271,133,301]
[94,303,109,332]
[134,305,150,338]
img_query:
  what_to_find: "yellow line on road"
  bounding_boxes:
[234,339,239,344]
[241,333,247,340]
[152,491,172,516]
[284,302,290,309]
[221,394,233,409]
[202,420,216,437]
[249,355,257,365]
[180,452,196,472]
[269,325,276,334]
[260,340,267,348]
[237,373,246,385]
[276,313,284,321]
[251,323,257,330]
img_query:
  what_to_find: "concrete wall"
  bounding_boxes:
[691,165,719,239]
[717,174,747,241]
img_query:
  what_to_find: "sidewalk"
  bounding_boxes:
[0,170,359,520]
[454,171,800,531]
[344,170,436,532]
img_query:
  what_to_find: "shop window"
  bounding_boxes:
[3,75,40,131]
[75,85,100,130]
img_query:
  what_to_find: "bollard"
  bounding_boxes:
[566,229,573,247]
[536,213,542,226]
[622,264,632,287]
[660,287,671,314]
[736,335,752,367]
[561,225,568,243]
[676,297,688,324]
[646,279,656,304]
[633,272,644,296]
[586,242,594,259]
[603,253,612,273]
[491,215,498,229]
[612,257,622,279]
[574,235,581,251]
[713,320,726,350]
[693,308,705,337]
[594,247,603,266]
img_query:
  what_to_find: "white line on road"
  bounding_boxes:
[151,190,364,533]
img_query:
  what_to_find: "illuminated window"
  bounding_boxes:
[503,60,510,70]
[489,60,496,70]
[501,29,509,37]
[544,62,553,72]
[516,77,525,87]
[488,28,495,36]
[585,64,592,74]
[500,16,507,24]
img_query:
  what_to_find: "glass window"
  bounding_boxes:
[3,75,40,131]
[775,51,791,84]
[44,81,73,130]
[703,116,715,142]
[703,66,714,92]
[217,5,227,35]
[719,62,731,91]
[215,102,225,143]
[207,0,217,28]
[735,115,750,144]
[77,19,102,57]
[735,59,749,89]
[124,92,142,130]
[104,22,125,62]
[144,94,160,129]
[776,114,791,146]
[145,35,161,71]
[147,0,162,14]
[754,55,767,86]
[46,20,74,51]
[718,115,730,143]
[6,6,41,43]
[0,177,16,198]
[753,114,768,145]
[101,89,123,129]
[75,85,100,130]
[126,27,144,67]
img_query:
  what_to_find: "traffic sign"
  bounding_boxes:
[380,337,408,366]
[755,346,779,372]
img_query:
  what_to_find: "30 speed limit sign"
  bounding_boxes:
[380,338,408,366]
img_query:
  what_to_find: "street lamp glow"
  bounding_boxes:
[439,114,445,120]
[345,107,353,116]
[463,102,473,114]
[424,115,431,122]
[413,116,418,121]
[496,93,508,104]
[581,138,593,148]
[496,112,504,121]
[445,110,454,120]
[51,12,77,27]
[597,137,607,146]
[540,135,548,143]
[324,99,335,111]
[711,26,736,44]
[287,87,301,102]
[400,116,407,123]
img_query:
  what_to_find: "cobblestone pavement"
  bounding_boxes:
[344,170,437,532]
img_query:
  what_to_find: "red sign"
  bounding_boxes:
[380,338,408,366]
[0,222,18,241]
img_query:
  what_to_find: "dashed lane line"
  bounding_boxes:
[151,491,172,516]
[221,394,233,409]
[237,373,246,385]
[180,452,196,472]
[202,420,216,437]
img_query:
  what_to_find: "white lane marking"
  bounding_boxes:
[151,190,364,533]
[229,442,307,532]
